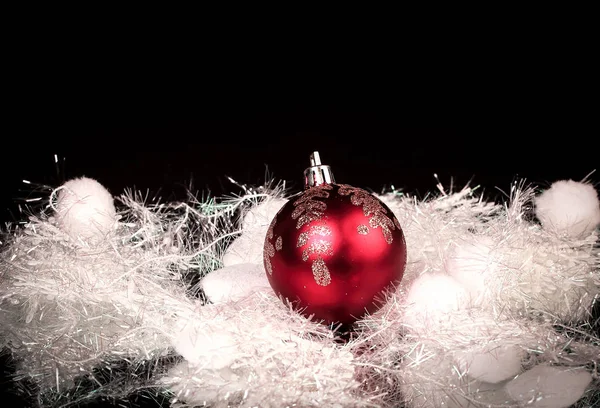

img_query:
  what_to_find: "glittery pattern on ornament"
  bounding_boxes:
[357,224,369,235]
[267,219,275,240]
[311,257,331,286]
[302,241,333,262]
[275,236,282,251]
[338,184,396,244]
[264,216,277,275]
[297,225,332,247]
[291,184,333,229]
[296,224,334,286]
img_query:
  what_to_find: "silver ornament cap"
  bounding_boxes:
[303,151,335,188]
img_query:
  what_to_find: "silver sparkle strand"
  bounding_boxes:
[0,176,290,403]
[54,153,60,180]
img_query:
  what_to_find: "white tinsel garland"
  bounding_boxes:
[0,175,599,408]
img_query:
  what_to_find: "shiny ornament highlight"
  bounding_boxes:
[263,152,407,326]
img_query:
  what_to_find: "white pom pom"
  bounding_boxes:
[200,263,270,304]
[505,365,592,408]
[445,236,496,306]
[222,233,265,266]
[54,177,116,244]
[455,343,523,383]
[241,197,287,231]
[402,273,469,331]
[173,316,238,370]
[222,198,286,267]
[535,180,600,238]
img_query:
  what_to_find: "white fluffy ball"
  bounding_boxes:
[535,180,600,238]
[54,177,116,244]
[222,198,286,266]
[455,343,523,383]
[240,197,287,232]
[200,263,271,304]
[402,273,469,331]
[173,317,238,370]
[221,232,265,266]
[505,365,592,408]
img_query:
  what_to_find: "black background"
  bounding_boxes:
[1,116,597,223]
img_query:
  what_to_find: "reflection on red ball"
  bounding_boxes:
[263,183,407,326]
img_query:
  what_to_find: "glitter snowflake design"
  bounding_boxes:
[292,185,335,286]
[338,184,397,244]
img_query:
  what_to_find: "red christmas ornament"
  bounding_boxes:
[263,152,407,326]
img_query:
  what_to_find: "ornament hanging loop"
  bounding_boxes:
[304,151,335,189]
